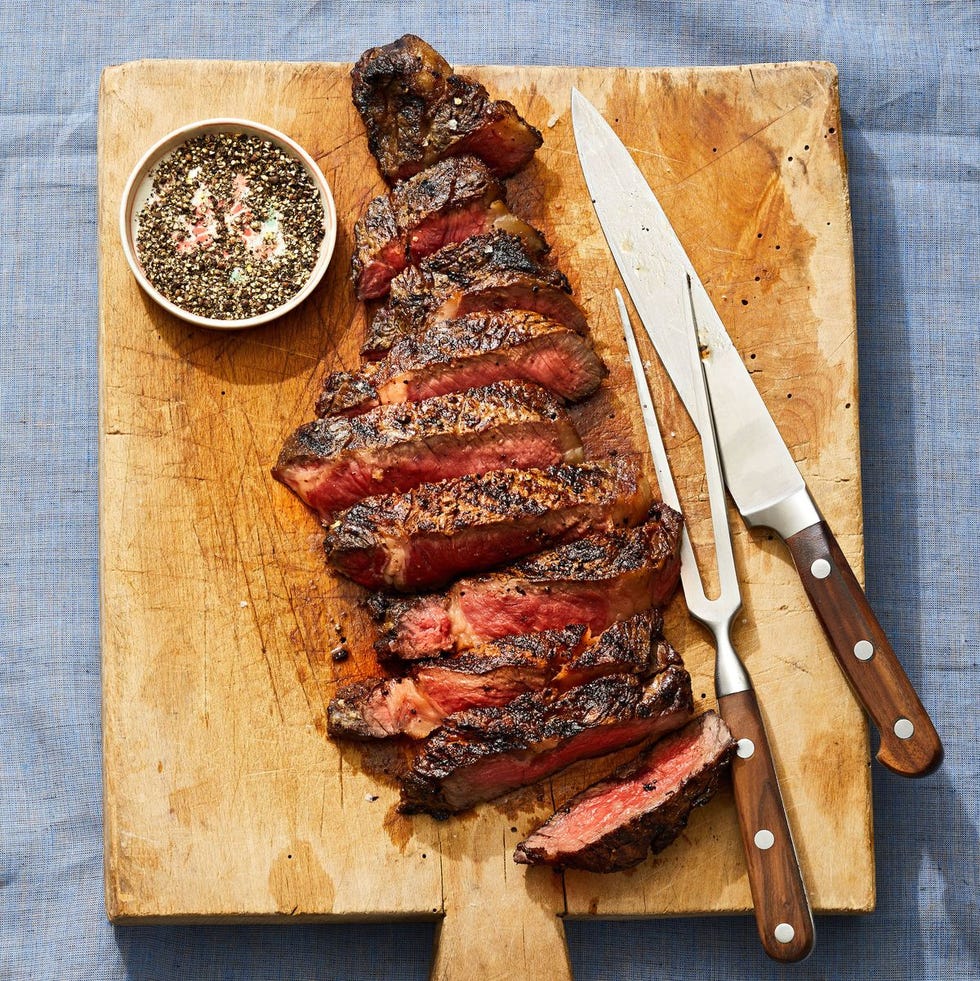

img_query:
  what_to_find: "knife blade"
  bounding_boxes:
[572,87,943,777]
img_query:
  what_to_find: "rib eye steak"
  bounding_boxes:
[274,381,582,516]
[513,711,735,872]
[399,665,694,817]
[352,155,547,299]
[323,458,652,592]
[327,611,671,740]
[315,310,606,418]
[362,230,587,360]
[369,504,682,659]
[351,34,543,184]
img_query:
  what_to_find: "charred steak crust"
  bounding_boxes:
[368,504,682,659]
[324,458,651,592]
[316,310,607,417]
[273,381,583,515]
[510,501,682,582]
[362,230,584,359]
[285,380,570,459]
[513,711,736,872]
[327,611,676,742]
[415,229,567,289]
[327,625,587,741]
[399,666,694,817]
[352,156,548,299]
[351,35,543,184]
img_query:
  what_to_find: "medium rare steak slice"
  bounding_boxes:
[514,711,735,872]
[351,35,543,184]
[315,311,606,417]
[273,382,582,517]
[329,625,584,740]
[369,504,682,659]
[324,458,651,592]
[328,612,673,740]
[361,231,586,359]
[352,155,547,299]
[399,667,694,816]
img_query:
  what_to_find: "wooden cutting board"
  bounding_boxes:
[98,58,874,978]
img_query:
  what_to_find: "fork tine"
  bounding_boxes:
[616,289,710,616]
[616,289,681,514]
[680,275,742,617]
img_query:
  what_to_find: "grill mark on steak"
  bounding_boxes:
[327,611,675,740]
[324,458,652,593]
[513,711,735,872]
[273,381,583,517]
[351,35,543,184]
[316,310,607,417]
[399,666,694,817]
[352,156,547,300]
[361,230,586,360]
[369,503,682,660]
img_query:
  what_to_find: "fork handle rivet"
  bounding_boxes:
[810,558,831,579]
[736,738,755,759]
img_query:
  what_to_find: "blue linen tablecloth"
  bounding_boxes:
[1,2,976,979]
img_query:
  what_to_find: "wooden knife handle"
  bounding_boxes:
[785,521,943,777]
[718,688,815,963]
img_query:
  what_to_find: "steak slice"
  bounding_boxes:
[399,666,694,816]
[315,311,607,417]
[328,611,673,740]
[273,381,582,517]
[352,155,547,299]
[361,230,586,359]
[351,35,543,184]
[328,625,584,741]
[369,504,682,660]
[324,458,651,593]
[514,711,735,872]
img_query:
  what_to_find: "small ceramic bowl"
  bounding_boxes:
[119,118,337,330]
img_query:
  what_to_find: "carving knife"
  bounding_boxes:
[571,87,942,777]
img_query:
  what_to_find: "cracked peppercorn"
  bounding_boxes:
[135,132,325,320]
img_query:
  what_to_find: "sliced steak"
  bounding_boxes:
[514,711,735,872]
[273,381,582,517]
[399,666,694,816]
[351,34,543,184]
[328,611,673,740]
[328,626,584,741]
[370,504,682,660]
[352,155,547,299]
[361,230,586,359]
[315,311,607,417]
[324,458,651,593]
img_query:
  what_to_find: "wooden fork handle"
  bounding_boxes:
[718,687,815,963]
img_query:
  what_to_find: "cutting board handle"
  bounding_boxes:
[429,877,572,981]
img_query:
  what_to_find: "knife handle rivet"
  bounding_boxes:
[894,718,915,740]
[853,640,875,661]
[754,829,775,850]
[736,738,756,759]
[774,923,796,944]
[810,558,832,579]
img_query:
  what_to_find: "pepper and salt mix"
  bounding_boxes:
[135,132,325,321]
